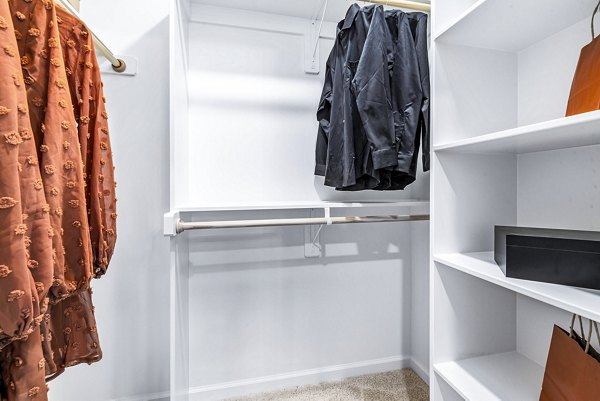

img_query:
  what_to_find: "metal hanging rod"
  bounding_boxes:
[56,0,127,73]
[365,0,430,12]
[176,214,430,233]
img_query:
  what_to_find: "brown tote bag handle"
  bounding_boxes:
[584,320,600,354]
[593,0,600,39]
[570,314,587,342]
[569,313,600,355]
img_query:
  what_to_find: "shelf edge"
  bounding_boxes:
[433,111,600,153]
[434,253,600,322]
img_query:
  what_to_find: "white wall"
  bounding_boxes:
[186,214,419,399]
[50,1,172,401]
[180,5,431,400]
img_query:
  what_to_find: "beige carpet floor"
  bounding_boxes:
[225,369,429,401]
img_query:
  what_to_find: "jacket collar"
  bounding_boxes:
[340,3,361,31]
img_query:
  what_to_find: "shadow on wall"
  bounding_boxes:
[186,208,417,273]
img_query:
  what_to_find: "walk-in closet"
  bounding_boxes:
[0,0,599,400]
[167,1,431,400]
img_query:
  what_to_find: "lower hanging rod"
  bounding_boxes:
[176,214,429,233]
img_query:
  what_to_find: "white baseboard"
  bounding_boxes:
[107,356,430,401]
[188,355,412,401]
[109,390,169,401]
[410,358,430,385]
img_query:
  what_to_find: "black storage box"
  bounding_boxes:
[494,226,600,290]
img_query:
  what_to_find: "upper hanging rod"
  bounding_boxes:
[56,0,126,73]
[176,214,430,233]
[365,0,430,12]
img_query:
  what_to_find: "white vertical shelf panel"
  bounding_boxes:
[434,352,544,401]
[170,1,191,400]
[435,0,597,51]
[170,233,190,401]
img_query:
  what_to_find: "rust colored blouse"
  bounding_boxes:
[41,6,117,380]
[0,1,117,398]
[56,6,117,278]
[0,0,54,352]
[11,0,93,304]
[0,1,55,399]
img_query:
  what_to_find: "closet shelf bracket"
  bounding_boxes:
[305,0,328,74]
[304,207,330,258]
[304,18,321,74]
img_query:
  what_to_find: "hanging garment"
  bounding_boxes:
[315,5,430,191]
[339,9,430,191]
[315,4,396,189]
[10,0,92,304]
[385,10,429,187]
[0,1,57,399]
[41,5,118,379]
[0,0,55,352]
[56,6,117,279]
[2,0,93,399]
[0,0,116,397]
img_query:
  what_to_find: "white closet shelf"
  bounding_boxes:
[434,110,600,154]
[434,0,597,52]
[434,252,600,322]
[434,351,544,401]
[170,200,430,213]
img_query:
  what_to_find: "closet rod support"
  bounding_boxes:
[175,214,430,234]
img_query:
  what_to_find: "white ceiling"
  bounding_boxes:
[191,0,429,22]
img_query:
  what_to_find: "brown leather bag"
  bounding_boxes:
[539,316,600,401]
[566,2,600,116]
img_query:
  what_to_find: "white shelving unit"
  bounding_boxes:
[431,0,600,399]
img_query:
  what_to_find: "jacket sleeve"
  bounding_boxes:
[86,39,117,278]
[414,14,430,172]
[315,47,335,176]
[353,10,397,171]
